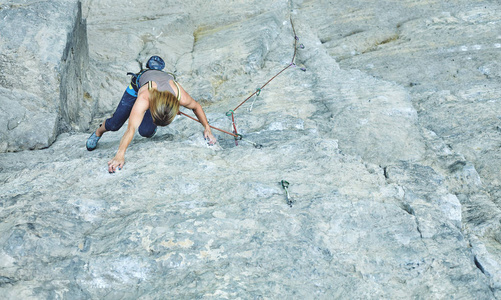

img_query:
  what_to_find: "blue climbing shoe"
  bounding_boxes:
[86,132,101,151]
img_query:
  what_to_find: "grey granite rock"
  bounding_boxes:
[1,0,500,298]
[0,0,90,152]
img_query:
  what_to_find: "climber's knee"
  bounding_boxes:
[104,117,126,132]
[138,125,157,138]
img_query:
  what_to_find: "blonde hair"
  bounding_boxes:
[149,88,179,126]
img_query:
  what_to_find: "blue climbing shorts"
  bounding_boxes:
[104,87,157,137]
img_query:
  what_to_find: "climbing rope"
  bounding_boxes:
[225,110,240,146]
[232,16,304,113]
[178,111,239,138]
[180,16,305,146]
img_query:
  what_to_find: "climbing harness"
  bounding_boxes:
[178,16,306,147]
[281,180,295,207]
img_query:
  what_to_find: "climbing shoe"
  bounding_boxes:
[86,132,101,151]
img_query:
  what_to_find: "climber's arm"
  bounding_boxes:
[178,83,216,145]
[108,87,149,173]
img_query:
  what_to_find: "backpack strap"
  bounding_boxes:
[172,80,181,101]
[165,71,177,81]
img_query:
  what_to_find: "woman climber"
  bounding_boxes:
[86,56,217,173]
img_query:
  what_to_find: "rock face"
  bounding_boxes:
[0,0,90,152]
[1,0,501,299]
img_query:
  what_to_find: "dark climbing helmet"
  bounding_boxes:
[146,56,165,70]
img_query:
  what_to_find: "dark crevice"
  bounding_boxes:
[402,203,415,216]
[448,160,467,173]
[0,276,17,287]
[320,38,331,44]
[361,34,400,55]
[343,29,365,38]
[416,223,423,239]
[474,256,486,274]
[379,35,399,46]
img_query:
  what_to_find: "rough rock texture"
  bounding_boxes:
[1,0,501,298]
[0,0,90,152]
